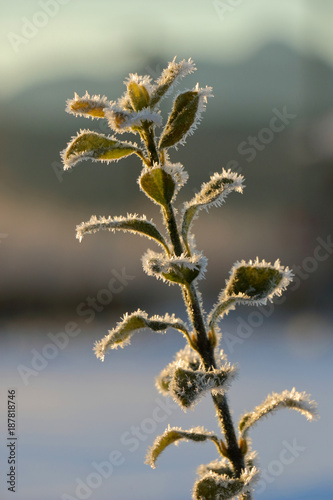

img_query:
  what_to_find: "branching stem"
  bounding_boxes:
[145,123,246,483]
[163,202,245,478]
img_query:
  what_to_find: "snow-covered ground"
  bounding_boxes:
[1,313,332,500]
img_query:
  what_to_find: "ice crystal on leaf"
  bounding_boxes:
[193,466,259,500]
[209,258,294,328]
[66,91,112,119]
[150,57,197,107]
[61,130,141,170]
[75,214,169,254]
[239,388,319,438]
[182,169,244,253]
[106,106,162,133]
[94,310,190,361]
[125,74,153,111]
[155,345,203,396]
[159,84,213,150]
[142,249,207,285]
[146,426,222,469]
[170,362,237,410]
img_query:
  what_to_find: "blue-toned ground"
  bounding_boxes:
[1,313,332,500]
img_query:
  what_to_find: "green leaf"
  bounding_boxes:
[159,90,199,149]
[208,258,294,328]
[139,166,175,206]
[142,250,206,286]
[145,426,221,469]
[197,459,234,479]
[155,345,202,396]
[127,81,150,111]
[149,57,196,108]
[170,364,237,410]
[62,130,141,169]
[75,214,170,254]
[193,467,258,500]
[94,310,190,361]
[239,388,319,438]
[66,92,111,119]
[181,169,244,254]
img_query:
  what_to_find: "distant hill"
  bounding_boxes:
[2,42,333,133]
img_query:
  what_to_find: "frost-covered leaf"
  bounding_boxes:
[142,249,207,285]
[155,345,202,396]
[197,458,234,479]
[239,388,319,438]
[170,363,237,410]
[139,163,188,205]
[146,426,221,469]
[150,57,197,108]
[127,78,151,111]
[159,84,213,150]
[94,310,189,361]
[66,92,112,119]
[118,73,153,112]
[208,258,294,328]
[62,130,141,170]
[75,214,169,253]
[139,165,176,206]
[106,106,162,133]
[163,161,189,198]
[182,169,244,253]
[193,467,258,500]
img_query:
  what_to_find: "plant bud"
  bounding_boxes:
[127,81,150,111]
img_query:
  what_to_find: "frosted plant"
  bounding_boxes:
[62,57,318,500]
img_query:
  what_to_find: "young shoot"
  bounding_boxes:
[62,57,318,500]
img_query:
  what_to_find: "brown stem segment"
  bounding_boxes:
[142,124,159,165]
[163,203,184,257]
[182,284,245,477]
[212,393,245,476]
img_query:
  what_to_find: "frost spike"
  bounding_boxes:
[193,467,258,500]
[182,169,244,254]
[146,426,222,469]
[239,388,319,438]
[75,214,170,255]
[94,310,190,361]
[62,130,143,170]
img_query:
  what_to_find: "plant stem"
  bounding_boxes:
[145,133,247,480]
[162,201,245,478]
[183,283,245,476]
[212,393,245,476]
[142,124,159,165]
[163,202,184,257]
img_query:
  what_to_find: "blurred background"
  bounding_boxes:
[0,1,332,499]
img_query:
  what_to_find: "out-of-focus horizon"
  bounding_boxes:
[1,0,333,325]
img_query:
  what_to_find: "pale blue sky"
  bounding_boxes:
[1,0,333,97]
